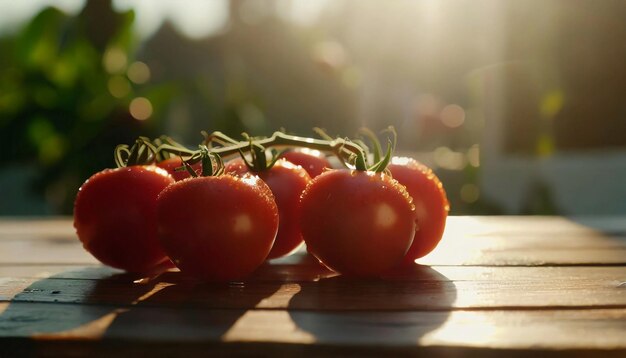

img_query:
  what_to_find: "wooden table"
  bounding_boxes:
[0,216,624,357]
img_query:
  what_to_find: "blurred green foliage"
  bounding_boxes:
[0,6,176,214]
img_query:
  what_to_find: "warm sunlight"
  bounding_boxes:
[419,312,498,347]
[416,217,489,265]
[222,310,316,343]
[0,1,625,356]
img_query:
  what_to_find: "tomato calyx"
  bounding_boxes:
[234,134,284,172]
[357,126,397,169]
[114,137,158,168]
[179,145,225,178]
[352,127,397,173]
[358,140,392,173]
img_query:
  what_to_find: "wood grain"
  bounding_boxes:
[1,216,622,240]
[0,302,624,354]
[0,218,75,240]
[0,216,625,356]
[0,265,624,310]
[1,217,624,266]
[416,217,626,266]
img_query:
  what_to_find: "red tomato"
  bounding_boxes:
[387,157,449,265]
[299,169,417,277]
[74,166,174,272]
[279,149,330,178]
[157,174,279,281]
[225,158,311,259]
[157,157,201,181]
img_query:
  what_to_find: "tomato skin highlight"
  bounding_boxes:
[279,149,330,178]
[157,157,201,181]
[156,174,279,281]
[226,158,311,259]
[299,169,417,277]
[387,157,449,265]
[73,166,174,273]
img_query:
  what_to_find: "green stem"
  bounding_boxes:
[203,130,239,148]
[159,131,366,167]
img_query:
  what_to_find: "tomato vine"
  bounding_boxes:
[142,129,398,175]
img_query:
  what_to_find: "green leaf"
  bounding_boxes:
[355,152,368,171]
[369,139,393,173]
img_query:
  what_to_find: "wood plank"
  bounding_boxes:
[0,218,75,240]
[0,302,624,355]
[416,217,626,266]
[4,236,620,267]
[4,216,626,244]
[1,265,624,310]
[0,264,103,279]
[1,217,625,266]
[436,216,626,236]
[3,216,625,240]
[0,240,97,265]
[417,248,626,266]
[0,217,624,356]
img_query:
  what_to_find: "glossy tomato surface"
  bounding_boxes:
[157,174,279,281]
[299,169,417,277]
[226,158,311,259]
[279,149,330,178]
[157,157,201,181]
[74,166,174,272]
[387,157,449,265]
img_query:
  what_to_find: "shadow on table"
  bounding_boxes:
[96,257,337,355]
[287,264,457,353]
[101,274,283,343]
[0,256,456,356]
[0,266,157,356]
[0,263,291,357]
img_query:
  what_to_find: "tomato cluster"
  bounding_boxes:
[73,131,448,281]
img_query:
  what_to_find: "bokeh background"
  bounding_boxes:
[1,0,625,216]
